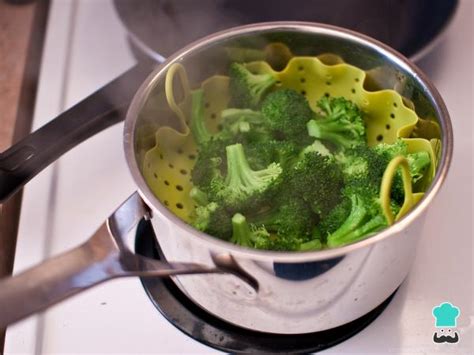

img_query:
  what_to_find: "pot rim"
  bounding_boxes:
[124,21,453,263]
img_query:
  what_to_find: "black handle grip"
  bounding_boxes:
[0,63,152,202]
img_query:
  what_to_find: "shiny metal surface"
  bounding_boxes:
[124,22,453,333]
[0,193,222,328]
[152,214,422,333]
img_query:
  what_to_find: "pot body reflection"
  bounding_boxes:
[152,213,424,334]
[125,22,452,335]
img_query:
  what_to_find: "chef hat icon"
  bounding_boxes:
[432,302,460,327]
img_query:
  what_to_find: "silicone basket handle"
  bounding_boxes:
[165,63,191,130]
[380,156,414,225]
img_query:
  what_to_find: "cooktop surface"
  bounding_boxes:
[5,0,473,353]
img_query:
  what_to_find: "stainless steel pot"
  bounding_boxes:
[0,22,452,334]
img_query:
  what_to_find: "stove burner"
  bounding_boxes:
[135,219,397,354]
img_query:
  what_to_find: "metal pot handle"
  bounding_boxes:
[0,192,251,328]
[0,64,151,202]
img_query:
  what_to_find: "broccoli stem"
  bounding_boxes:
[328,215,386,247]
[226,144,253,189]
[307,119,353,148]
[299,239,323,251]
[327,195,367,245]
[231,213,253,247]
[190,187,208,206]
[225,143,280,193]
[229,63,276,108]
[301,140,332,157]
[221,108,264,124]
[220,108,264,134]
[306,97,366,149]
[190,89,211,145]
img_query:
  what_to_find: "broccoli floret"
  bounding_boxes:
[407,151,431,183]
[301,140,332,157]
[192,202,217,231]
[191,140,226,193]
[373,139,408,160]
[244,140,300,170]
[221,108,265,127]
[269,140,301,169]
[192,202,233,239]
[287,152,344,217]
[230,213,270,248]
[190,89,211,145]
[251,197,316,242]
[255,232,306,251]
[252,224,307,251]
[335,145,387,184]
[230,211,309,251]
[211,143,282,210]
[372,139,431,201]
[189,186,208,206]
[220,108,272,143]
[307,96,366,149]
[326,181,388,248]
[229,63,276,108]
[220,108,264,135]
[326,195,367,246]
[261,89,314,140]
[318,196,352,239]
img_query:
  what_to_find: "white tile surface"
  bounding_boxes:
[5,0,473,353]
[4,1,77,353]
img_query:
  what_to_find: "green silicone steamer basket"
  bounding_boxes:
[129,23,452,253]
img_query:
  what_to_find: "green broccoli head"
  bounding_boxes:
[211,143,282,210]
[261,89,314,140]
[251,197,315,240]
[325,178,389,248]
[318,196,351,239]
[219,107,274,146]
[372,139,431,203]
[307,96,366,149]
[287,151,344,217]
[230,213,270,248]
[326,194,367,246]
[192,202,233,239]
[336,145,388,184]
[407,151,431,184]
[301,140,332,157]
[220,108,265,134]
[229,63,276,109]
[191,138,228,193]
[244,139,301,171]
[372,139,408,160]
[325,194,384,248]
[221,108,264,126]
[254,232,306,251]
